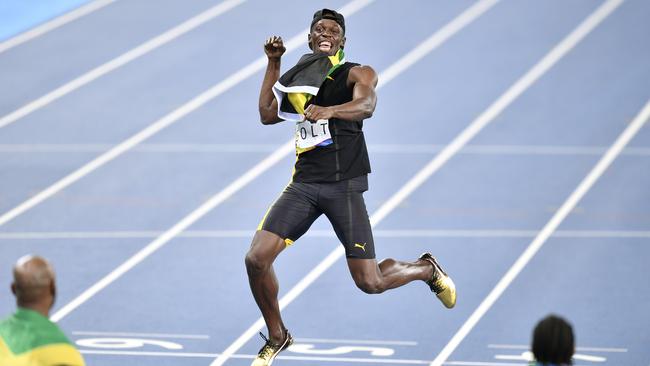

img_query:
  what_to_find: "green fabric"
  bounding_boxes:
[0,308,72,355]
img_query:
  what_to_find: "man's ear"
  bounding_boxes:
[307,33,313,50]
[11,283,16,296]
[340,36,346,50]
[50,281,56,307]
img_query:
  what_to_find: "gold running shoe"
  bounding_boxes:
[251,329,293,366]
[419,253,456,309]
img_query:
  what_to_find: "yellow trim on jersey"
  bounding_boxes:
[0,338,85,366]
[295,144,317,156]
[290,154,299,182]
[257,177,293,231]
[256,182,298,248]
[256,204,273,231]
[0,339,10,361]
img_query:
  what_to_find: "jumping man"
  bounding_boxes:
[247,9,456,366]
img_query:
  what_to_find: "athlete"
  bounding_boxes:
[0,255,85,366]
[247,9,456,366]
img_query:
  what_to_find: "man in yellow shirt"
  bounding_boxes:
[0,255,85,366]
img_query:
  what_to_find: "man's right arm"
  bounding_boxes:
[259,36,285,125]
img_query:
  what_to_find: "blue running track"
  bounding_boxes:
[1,1,649,365]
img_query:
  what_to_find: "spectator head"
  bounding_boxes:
[532,314,575,365]
[11,255,57,315]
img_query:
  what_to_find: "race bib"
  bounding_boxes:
[295,119,332,149]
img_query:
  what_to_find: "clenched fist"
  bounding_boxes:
[264,36,286,60]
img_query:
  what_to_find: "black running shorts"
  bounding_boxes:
[258,175,375,259]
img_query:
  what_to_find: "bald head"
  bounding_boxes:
[12,255,56,311]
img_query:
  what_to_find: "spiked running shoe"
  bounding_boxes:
[251,329,293,366]
[419,253,456,309]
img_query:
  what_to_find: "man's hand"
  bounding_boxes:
[259,36,284,124]
[304,104,335,122]
[264,36,286,60]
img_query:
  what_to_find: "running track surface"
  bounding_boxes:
[1,1,649,366]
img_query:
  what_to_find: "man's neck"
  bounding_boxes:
[18,302,50,318]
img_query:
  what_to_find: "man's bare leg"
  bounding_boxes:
[245,230,288,343]
[348,253,456,309]
[346,257,431,294]
[346,255,456,308]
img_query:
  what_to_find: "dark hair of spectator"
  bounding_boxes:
[532,315,575,365]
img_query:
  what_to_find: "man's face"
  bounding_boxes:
[308,19,345,55]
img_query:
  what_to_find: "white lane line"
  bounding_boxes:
[263,355,428,364]
[448,363,594,366]
[443,363,530,366]
[487,344,628,353]
[380,0,624,256]
[0,0,116,54]
[77,349,560,366]
[376,1,497,89]
[80,349,435,364]
[429,1,630,364]
[3,143,650,156]
[0,0,373,229]
[446,363,591,366]
[371,144,650,156]
[79,350,223,358]
[47,0,376,322]
[294,338,418,346]
[0,0,245,130]
[0,230,160,239]
[209,1,500,365]
[72,331,209,339]
[76,348,596,365]
[73,333,412,345]
[3,229,650,240]
[49,141,294,322]
[372,230,650,239]
[0,143,282,153]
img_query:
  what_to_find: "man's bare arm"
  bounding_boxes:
[258,36,285,125]
[303,65,378,122]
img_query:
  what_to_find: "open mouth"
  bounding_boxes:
[318,41,332,52]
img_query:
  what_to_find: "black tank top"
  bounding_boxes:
[292,62,372,183]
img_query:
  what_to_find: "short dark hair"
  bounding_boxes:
[532,315,575,365]
[311,8,345,34]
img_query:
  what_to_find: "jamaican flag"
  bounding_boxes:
[272,49,345,121]
[0,308,85,365]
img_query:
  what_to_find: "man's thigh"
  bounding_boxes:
[319,175,375,259]
[258,182,322,246]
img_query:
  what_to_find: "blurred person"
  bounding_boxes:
[531,314,575,366]
[247,8,456,366]
[0,255,85,366]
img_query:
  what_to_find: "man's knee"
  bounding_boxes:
[245,231,285,275]
[354,276,384,294]
[245,250,271,275]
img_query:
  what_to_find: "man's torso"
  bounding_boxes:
[0,309,85,366]
[292,62,372,183]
